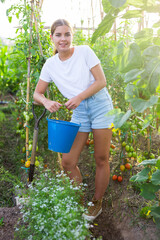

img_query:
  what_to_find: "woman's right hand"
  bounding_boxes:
[43,99,62,113]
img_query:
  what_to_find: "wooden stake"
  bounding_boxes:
[91,0,94,31]
[25,0,34,161]
[146,108,151,153]
[99,0,104,20]
[33,3,43,56]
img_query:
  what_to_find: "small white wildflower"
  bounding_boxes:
[88,201,94,206]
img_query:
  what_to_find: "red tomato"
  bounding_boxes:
[86,139,90,146]
[125,163,132,170]
[117,176,123,182]
[112,175,118,181]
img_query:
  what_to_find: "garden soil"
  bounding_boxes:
[0,101,160,240]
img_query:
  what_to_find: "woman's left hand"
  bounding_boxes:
[65,96,82,110]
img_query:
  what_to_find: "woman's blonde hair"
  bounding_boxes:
[51,19,73,55]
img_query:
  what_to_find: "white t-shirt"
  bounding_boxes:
[39,45,100,99]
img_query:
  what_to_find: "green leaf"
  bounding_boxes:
[102,0,113,13]
[124,69,144,83]
[139,159,158,166]
[134,28,153,40]
[114,109,131,129]
[130,175,137,181]
[156,159,160,169]
[122,10,143,19]
[125,84,139,100]
[156,97,160,117]
[127,0,144,8]
[129,95,158,113]
[130,167,151,182]
[141,114,153,130]
[8,16,12,23]
[105,108,131,129]
[152,20,160,28]
[153,37,160,45]
[108,0,127,8]
[150,206,160,228]
[140,183,160,200]
[91,12,117,43]
[120,43,143,73]
[151,170,160,185]
[142,46,160,58]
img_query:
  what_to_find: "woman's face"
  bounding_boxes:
[51,25,73,53]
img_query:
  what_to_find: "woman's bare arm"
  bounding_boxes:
[33,79,62,112]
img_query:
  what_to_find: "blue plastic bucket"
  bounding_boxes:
[47,118,81,153]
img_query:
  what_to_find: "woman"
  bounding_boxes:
[33,19,113,221]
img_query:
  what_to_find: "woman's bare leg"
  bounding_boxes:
[92,128,112,200]
[62,132,89,184]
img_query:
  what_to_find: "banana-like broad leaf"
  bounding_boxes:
[151,170,160,185]
[130,95,158,112]
[134,28,153,40]
[153,37,160,45]
[122,9,143,19]
[124,69,144,83]
[127,0,144,8]
[108,0,127,8]
[105,108,131,129]
[142,45,160,58]
[148,74,160,95]
[140,183,160,200]
[125,84,139,100]
[120,43,143,73]
[112,109,131,129]
[91,12,117,44]
[102,0,113,13]
[141,114,153,130]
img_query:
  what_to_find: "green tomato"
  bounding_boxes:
[112,132,117,137]
[130,146,134,152]
[35,160,40,167]
[29,112,33,119]
[122,141,126,147]
[21,134,25,139]
[132,152,137,158]
[150,153,155,159]
[130,125,137,131]
[29,144,32,151]
[25,115,30,122]
[125,145,130,152]
[128,152,132,158]
[22,147,25,153]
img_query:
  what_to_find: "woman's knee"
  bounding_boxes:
[95,154,108,168]
[62,154,77,169]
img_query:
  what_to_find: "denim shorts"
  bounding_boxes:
[71,88,114,132]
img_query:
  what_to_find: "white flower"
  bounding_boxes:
[88,201,94,206]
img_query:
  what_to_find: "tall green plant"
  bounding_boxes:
[92,0,160,44]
